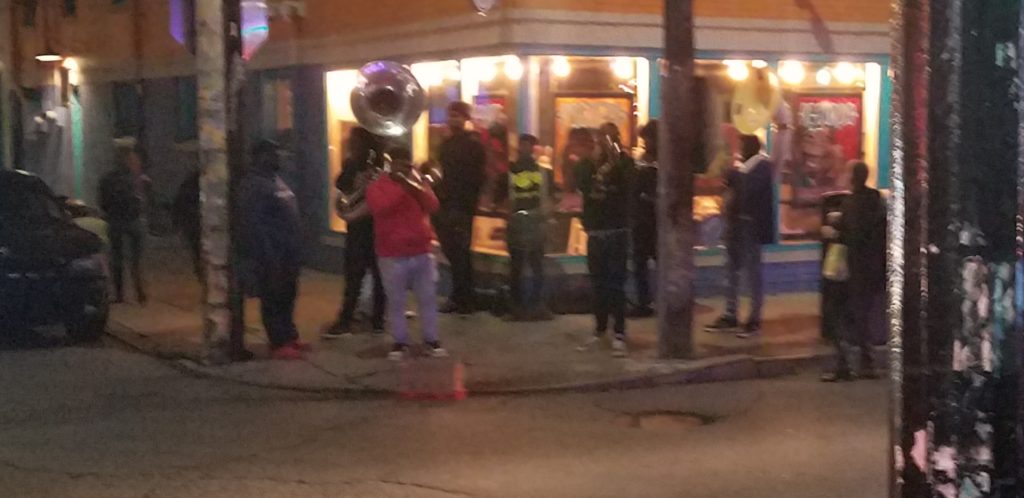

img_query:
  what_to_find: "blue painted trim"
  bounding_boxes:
[877,61,893,189]
[648,57,662,119]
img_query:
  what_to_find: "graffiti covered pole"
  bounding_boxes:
[657,0,697,359]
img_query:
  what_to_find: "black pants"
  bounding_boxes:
[632,230,656,307]
[109,220,145,302]
[826,281,875,374]
[509,247,544,308]
[437,210,475,310]
[339,238,385,329]
[260,272,300,348]
[587,230,629,338]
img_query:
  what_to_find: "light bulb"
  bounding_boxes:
[778,60,806,85]
[833,62,859,85]
[612,57,634,79]
[727,62,750,81]
[751,60,768,69]
[478,61,498,82]
[816,68,833,86]
[552,56,572,78]
[504,56,524,80]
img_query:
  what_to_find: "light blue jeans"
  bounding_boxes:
[379,253,440,345]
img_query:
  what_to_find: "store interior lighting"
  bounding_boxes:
[816,67,833,86]
[751,59,768,69]
[612,57,634,79]
[833,62,860,85]
[725,60,750,81]
[778,60,806,85]
[478,60,498,82]
[552,56,572,78]
[504,56,524,80]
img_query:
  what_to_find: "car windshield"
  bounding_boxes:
[0,187,68,227]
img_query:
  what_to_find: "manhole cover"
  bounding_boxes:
[615,411,715,430]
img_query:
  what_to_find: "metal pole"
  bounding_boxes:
[223,0,249,361]
[657,0,697,359]
[195,0,235,364]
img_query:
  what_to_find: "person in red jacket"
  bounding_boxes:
[367,147,447,361]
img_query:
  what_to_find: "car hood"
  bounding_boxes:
[0,222,104,271]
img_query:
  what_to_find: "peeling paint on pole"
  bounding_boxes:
[196,0,232,364]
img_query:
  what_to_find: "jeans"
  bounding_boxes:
[259,272,300,348]
[379,254,440,345]
[436,210,475,310]
[109,220,146,302]
[339,239,385,330]
[725,221,764,325]
[509,247,544,308]
[587,229,629,338]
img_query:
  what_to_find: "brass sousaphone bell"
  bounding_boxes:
[337,61,429,222]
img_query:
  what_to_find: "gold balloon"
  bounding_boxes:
[731,68,782,134]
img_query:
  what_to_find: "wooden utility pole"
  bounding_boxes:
[195,0,244,364]
[657,0,697,359]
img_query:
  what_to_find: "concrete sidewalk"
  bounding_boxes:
[107,237,834,395]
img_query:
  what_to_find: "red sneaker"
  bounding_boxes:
[270,343,304,361]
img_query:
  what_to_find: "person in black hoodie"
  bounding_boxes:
[705,134,775,339]
[236,140,305,360]
[436,101,487,315]
[821,162,886,382]
[575,123,634,357]
[631,120,659,317]
[99,145,148,305]
[324,127,387,338]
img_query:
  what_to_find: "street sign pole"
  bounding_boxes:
[657,0,697,359]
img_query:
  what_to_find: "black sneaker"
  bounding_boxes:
[371,326,386,337]
[736,322,761,339]
[388,343,409,361]
[704,315,739,333]
[322,322,354,340]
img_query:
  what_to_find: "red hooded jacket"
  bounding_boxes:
[366,175,440,258]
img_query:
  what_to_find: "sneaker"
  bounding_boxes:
[270,343,304,361]
[371,326,386,337]
[705,315,739,333]
[576,334,604,352]
[821,371,856,383]
[425,341,449,358]
[736,322,761,339]
[611,337,628,358]
[322,322,354,340]
[405,310,418,319]
[388,343,409,361]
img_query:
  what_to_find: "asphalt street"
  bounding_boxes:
[0,330,888,498]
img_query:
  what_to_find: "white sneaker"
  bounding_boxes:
[576,335,603,352]
[388,344,408,361]
[612,338,628,358]
[426,341,448,358]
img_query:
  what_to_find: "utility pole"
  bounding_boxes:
[657,0,697,359]
[195,0,245,364]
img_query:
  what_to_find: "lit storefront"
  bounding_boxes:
[325,54,887,261]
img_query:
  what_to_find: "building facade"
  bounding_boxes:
[1,0,892,301]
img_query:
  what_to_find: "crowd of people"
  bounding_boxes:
[96,100,884,372]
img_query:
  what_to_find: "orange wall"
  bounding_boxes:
[508,0,891,23]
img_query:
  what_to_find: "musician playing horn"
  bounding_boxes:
[324,126,387,338]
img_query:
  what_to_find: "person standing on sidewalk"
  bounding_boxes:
[821,162,885,382]
[705,134,775,339]
[505,134,553,321]
[236,140,306,360]
[436,101,487,315]
[325,127,387,338]
[630,120,659,317]
[172,169,202,280]
[576,123,634,357]
[367,148,448,361]
[99,143,150,305]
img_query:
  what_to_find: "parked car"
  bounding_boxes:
[0,170,109,341]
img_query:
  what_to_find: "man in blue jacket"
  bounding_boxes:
[706,134,775,339]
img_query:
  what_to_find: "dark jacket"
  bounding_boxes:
[839,187,886,292]
[632,158,658,244]
[336,156,377,248]
[438,131,487,214]
[724,156,775,245]
[236,170,302,293]
[172,171,200,235]
[99,169,143,225]
[507,158,551,250]
[575,154,633,232]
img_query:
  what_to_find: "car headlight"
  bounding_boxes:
[69,254,106,276]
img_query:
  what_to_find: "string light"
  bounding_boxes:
[612,57,634,79]
[504,56,524,80]
[816,67,833,86]
[778,60,806,85]
[552,56,572,78]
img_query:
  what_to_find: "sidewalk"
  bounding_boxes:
[107,237,834,395]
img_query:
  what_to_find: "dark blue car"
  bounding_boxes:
[0,170,109,341]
